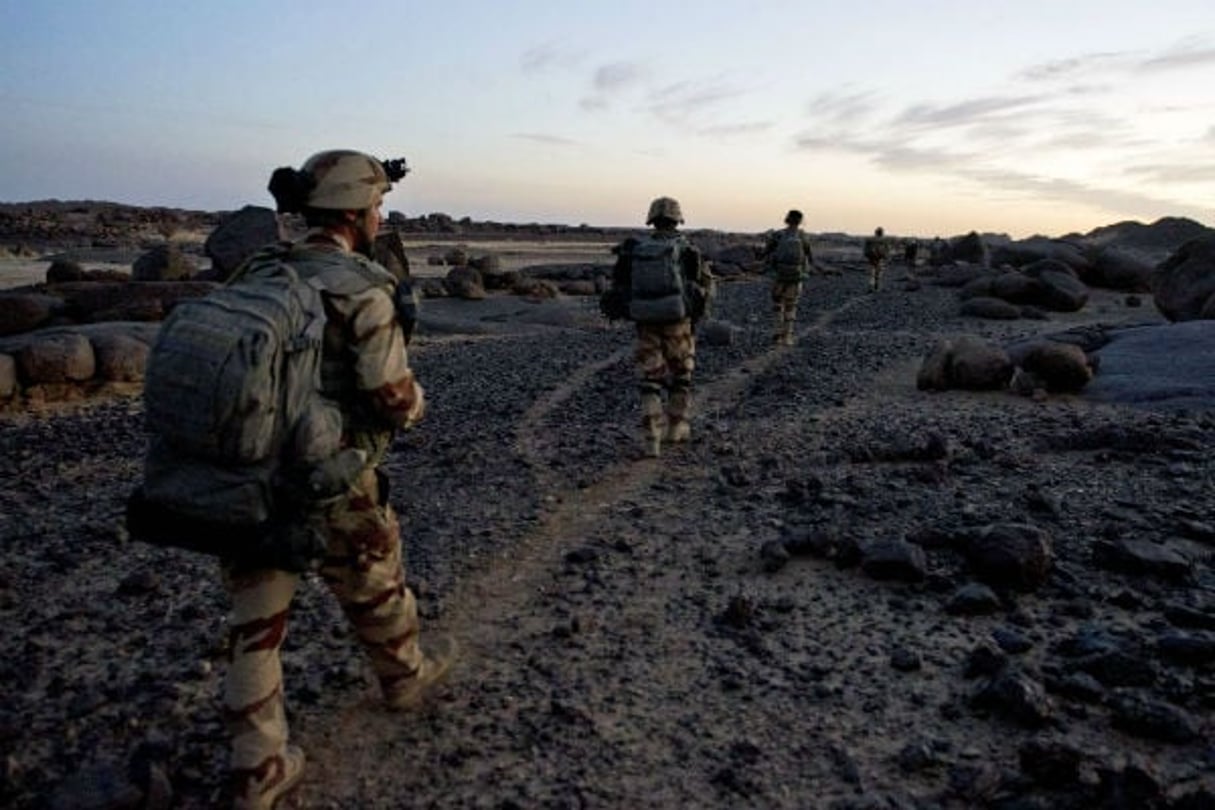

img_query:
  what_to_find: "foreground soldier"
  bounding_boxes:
[609,196,712,457]
[863,226,891,292]
[763,209,816,346]
[220,150,452,808]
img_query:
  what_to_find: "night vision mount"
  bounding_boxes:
[381,157,410,183]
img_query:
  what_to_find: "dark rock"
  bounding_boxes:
[132,243,196,281]
[1094,761,1164,808]
[1090,246,1154,291]
[992,626,1033,654]
[965,644,1008,679]
[46,258,85,283]
[860,538,926,582]
[1110,693,1201,742]
[896,739,939,772]
[0,293,61,336]
[445,266,485,299]
[946,583,1001,616]
[960,296,1022,320]
[1017,737,1083,788]
[759,539,790,573]
[890,646,922,672]
[17,332,95,383]
[971,670,1054,727]
[204,205,282,281]
[1164,603,1215,631]
[699,319,739,347]
[1156,631,1215,666]
[1091,538,1193,581]
[918,335,1014,391]
[1073,649,1157,688]
[1045,671,1105,703]
[1019,342,1093,393]
[90,332,149,382]
[1152,233,1215,321]
[963,523,1053,591]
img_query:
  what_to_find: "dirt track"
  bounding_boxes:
[1,269,1212,809]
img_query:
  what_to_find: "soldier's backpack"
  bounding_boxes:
[771,230,806,282]
[628,236,688,323]
[127,245,390,570]
[864,237,888,262]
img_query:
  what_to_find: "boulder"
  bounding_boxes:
[1036,269,1089,312]
[1152,234,1215,321]
[482,269,522,292]
[132,243,197,281]
[17,333,95,383]
[557,280,597,296]
[46,259,85,284]
[0,293,61,336]
[917,335,1014,391]
[468,253,502,274]
[443,246,469,267]
[204,205,283,281]
[513,277,560,300]
[1019,342,1092,393]
[1089,246,1154,292]
[444,266,485,299]
[990,271,1043,304]
[990,237,1091,276]
[963,523,1053,590]
[947,232,990,267]
[53,281,216,322]
[934,264,990,288]
[416,278,449,298]
[91,332,150,382]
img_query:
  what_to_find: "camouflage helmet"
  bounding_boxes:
[301,150,392,211]
[875,226,884,237]
[646,196,684,226]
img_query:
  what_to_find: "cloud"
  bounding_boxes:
[1123,163,1215,184]
[1018,52,1130,82]
[511,132,579,146]
[593,61,645,92]
[520,43,581,74]
[695,122,772,138]
[895,95,1046,128]
[1139,38,1215,71]
[806,90,877,124]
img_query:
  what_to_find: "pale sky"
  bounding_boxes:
[2,0,1213,238]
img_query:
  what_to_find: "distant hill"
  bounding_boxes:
[1083,216,1212,250]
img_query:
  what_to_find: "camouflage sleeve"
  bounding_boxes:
[342,285,425,429]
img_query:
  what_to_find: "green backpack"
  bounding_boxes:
[628,236,688,323]
[130,245,392,570]
[771,230,806,282]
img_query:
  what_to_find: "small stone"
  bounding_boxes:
[890,646,922,673]
[992,626,1033,654]
[946,583,1001,616]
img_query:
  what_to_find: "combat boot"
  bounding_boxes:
[385,636,458,711]
[232,745,305,810]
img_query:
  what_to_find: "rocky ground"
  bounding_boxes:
[0,263,1212,810]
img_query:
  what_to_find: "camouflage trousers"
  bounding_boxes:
[868,259,885,291]
[635,320,695,437]
[222,466,422,800]
[771,281,802,341]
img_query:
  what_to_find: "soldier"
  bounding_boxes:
[928,235,948,267]
[903,237,919,270]
[222,150,454,809]
[862,226,890,292]
[763,209,816,346]
[609,196,712,458]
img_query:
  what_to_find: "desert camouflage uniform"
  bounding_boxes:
[764,226,815,345]
[863,231,891,292]
[612,229,709,454]
[224,235,426,806]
